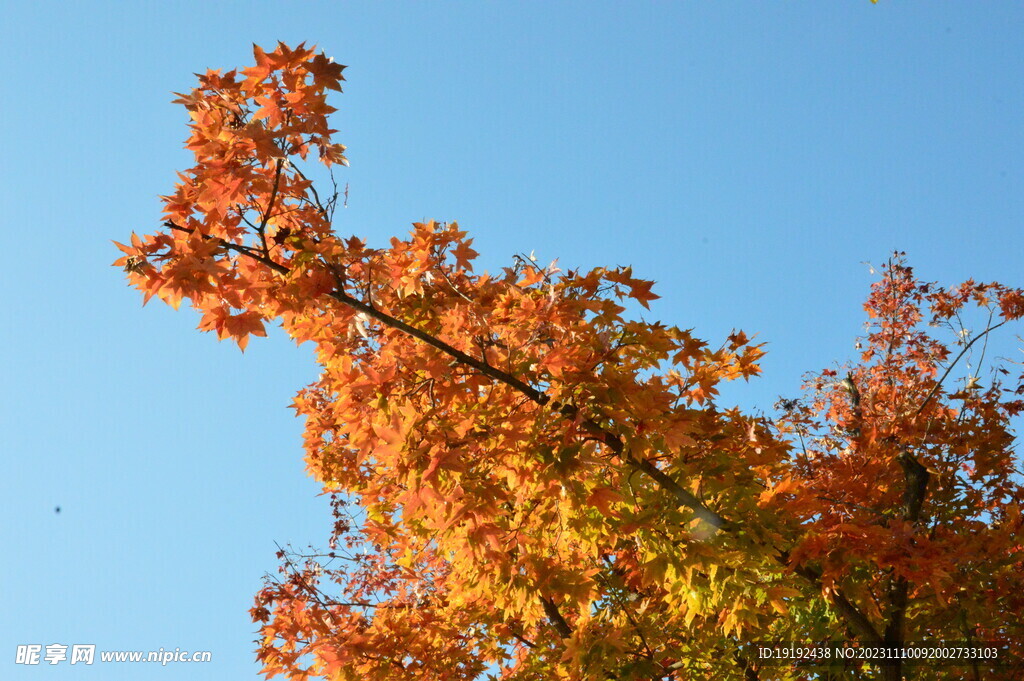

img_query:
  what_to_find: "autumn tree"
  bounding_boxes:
[116,44,1024,681]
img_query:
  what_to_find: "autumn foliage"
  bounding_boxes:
[116,44,1024,680]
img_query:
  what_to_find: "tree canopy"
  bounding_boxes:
[116,43,1024,681]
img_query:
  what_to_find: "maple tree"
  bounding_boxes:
[116,44,1024,681]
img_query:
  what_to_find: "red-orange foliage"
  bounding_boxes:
[117,44,1024,680]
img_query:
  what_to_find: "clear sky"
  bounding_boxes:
[2,2,1022,679]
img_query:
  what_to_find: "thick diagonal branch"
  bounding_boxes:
[163,221,731,531]
[540,597,573,639]
[163,221,879,644]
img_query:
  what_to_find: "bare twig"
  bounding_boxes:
[914,319,1008,419]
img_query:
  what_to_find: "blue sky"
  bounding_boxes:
[2,2,1022,679]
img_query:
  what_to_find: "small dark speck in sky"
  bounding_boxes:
[54,506,61,514]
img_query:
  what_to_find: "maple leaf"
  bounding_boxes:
[627,278,659,309]
[306,53,346,92]
[450,239,479,271]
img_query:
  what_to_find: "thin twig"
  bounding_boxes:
[914,319,1008,419]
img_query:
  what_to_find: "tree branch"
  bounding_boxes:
[165,219,894,658]
[732,651,761,681]
[257,158,286,257]
[792,564,883,645]
[161,220,733,532]
[165,219,890,656]
[914,319,1007,419]
[629,457,732,531]
[540,597,573,639]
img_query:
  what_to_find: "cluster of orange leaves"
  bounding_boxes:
[116,44,1024,680]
